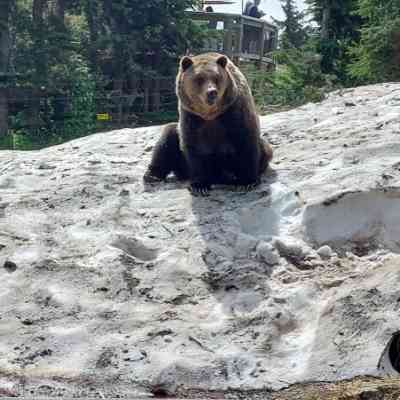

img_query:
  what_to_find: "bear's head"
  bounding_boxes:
[176,53,238,120]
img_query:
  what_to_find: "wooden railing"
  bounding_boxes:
[185,11,278,68]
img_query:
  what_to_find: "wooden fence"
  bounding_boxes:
[185,10,278,69]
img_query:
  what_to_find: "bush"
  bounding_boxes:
[242,42,337,113]
[348,13,400,83]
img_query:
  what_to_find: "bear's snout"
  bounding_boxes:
[207,89,218,105]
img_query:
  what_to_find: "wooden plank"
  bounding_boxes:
[186,10,239,21]
[153,78,161,112]
[258,21,266,67]
[234,53,274,64]
[184,10,278,62]
[185,11,277,34]
[240,15,276,31]
[0,88,8,137]
[223,18,234,58]
[234,19,244,65]
[271,27,279,50]
[144,80,150,113]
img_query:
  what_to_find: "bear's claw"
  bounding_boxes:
[189,183,211,196]
[143,169,164,183]
[234,180,260,192]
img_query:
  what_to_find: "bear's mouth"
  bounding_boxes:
[206,92,218,106]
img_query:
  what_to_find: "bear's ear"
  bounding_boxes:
[180,56,193,71]
[217,55,228,69]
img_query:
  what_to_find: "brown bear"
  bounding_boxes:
[143,52,273,195]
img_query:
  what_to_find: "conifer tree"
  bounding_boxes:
[348,0,400,82]
[0,0,12,136]
[305,0,361,79]
[274,0,307,49]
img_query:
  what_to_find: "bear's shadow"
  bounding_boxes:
[189,167,280,317]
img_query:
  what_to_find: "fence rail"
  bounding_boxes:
[185,11,278,68]
[0,66,274,150]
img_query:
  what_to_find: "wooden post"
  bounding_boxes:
[26,88,40,129]
[223,17,233,59]
[272,27,278,50]
[113,77,123,126]
[153,77,160,112]
[234,17,244,65]
[258,21,266,69]
[0,88,8,137]
[32,0,48,83]
[151,51,161,113]
[144,78,150,114]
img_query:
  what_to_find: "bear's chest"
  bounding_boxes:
[192,120,235,156]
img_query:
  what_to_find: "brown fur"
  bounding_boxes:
[144,53,273,194]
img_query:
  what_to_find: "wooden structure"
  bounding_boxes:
[185,11,278,69]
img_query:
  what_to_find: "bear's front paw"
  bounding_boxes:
[189,182,211,196]
[234,179,260,192]
[143,167,165,183]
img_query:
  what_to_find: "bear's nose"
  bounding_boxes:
[207,89,218,104]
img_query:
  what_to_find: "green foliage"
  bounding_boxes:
[0,133,32,151]
[91,0,202,78]
[6,0,400,152]
[305,0,400,84]
[61,56,96,139]
[243,41,336,112]
[348,0,400,83]
[273,0,307,49]
[305,0,361,80]
[4,0,201,149]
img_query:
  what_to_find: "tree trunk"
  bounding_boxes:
[0,0,12,137]
[32,0,46,27]
[0,89,8,137]
[32,0,48,84]
[321,1,331,41]
[84,0,100,70]
[55,0,65,21]
[30,0,48,133]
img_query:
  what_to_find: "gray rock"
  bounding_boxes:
[256,241,280,265]
[317,245,333,259]
[273,237,308,258]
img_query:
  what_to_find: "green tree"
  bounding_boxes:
[348,0,400,83]
[5,0,203,147]
[0,0,12,136]
[83,0,201,79]
[274,0,307,49]
[305,0,361,80]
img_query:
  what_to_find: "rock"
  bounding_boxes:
[273,237,308,258]
[256,241,280,265]
[3,260,17,272]
[38,162,56,170]
[317,245,333,259]
[1,83,400,397]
